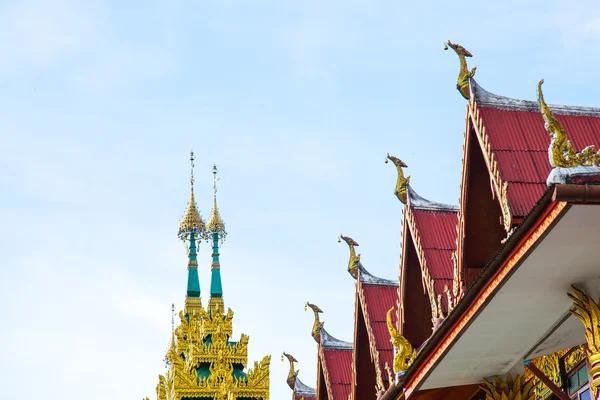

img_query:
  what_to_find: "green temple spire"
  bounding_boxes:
[206,165,227,300]
[178,151,206,314]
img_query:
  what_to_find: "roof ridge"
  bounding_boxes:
[471,78,600,116]
[358,263,399,287]
[321,328,353,350]
[408,186,459,211]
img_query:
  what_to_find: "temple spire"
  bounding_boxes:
[206,164,227,311]
[178,151,206,315]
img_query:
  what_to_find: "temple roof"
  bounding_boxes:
[404,189,459,316]
[471,79,600,116]
[320,343,353,400]
[469,78,600,217]
[407,186,458,212]
[357,263,398,286]
[359,282,397,385]
[294,377,316,400]
[320,328,353,350]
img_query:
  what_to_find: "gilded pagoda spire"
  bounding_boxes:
[206,164,227,313]
[178,151,206,315]
[151,160,270,400]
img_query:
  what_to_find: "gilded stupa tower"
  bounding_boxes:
[152,153,270,400]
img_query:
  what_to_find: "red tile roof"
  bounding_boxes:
[475,93,600,217]
[362,284,398,382]
[411,208,458,312]
[322,348,352,400]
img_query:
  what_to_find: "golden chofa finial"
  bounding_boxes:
[386,308,416,373]
[305,302,324,344]
[282,352,299,390]
[385,153,410,204]
[339,234,360,279]
[537,80,600,168]
[444,40,476,100]
[206,164,227,240]
[178,151,206,241]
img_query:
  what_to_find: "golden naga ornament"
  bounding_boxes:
[385,153,410,204]
[282,352,299,390]
[568,285,600,399]
[305,302,324,343]
[339,234,360,279]
[386,308,416,373]
[538,79,600,168]
[444,40,476,100]
[480,374,534,400]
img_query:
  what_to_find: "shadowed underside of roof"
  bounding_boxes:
[471,79,600,217]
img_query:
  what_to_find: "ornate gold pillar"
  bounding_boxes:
[568,285,600,399]
[480,374,534,400]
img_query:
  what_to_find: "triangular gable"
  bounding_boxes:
[470,79,600,216]
[457,79,600,287]
[352,264,398,399]
[401,187,459,336]
[318,329,353,400]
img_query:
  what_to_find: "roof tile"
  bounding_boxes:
[479,106,600,217]
[323,349,352,400]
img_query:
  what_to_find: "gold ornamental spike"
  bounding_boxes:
[339,234,360,279]
[282,352,299,390]
[444,40,476,100]
[386,153,410,204]
[305,302,324,343]
[206,164,227,240]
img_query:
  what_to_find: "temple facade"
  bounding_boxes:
[147,157,270,400]
[285,41,600,400]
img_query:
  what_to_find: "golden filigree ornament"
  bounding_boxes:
[480,374,534,400]
[527,350,567,399]
[385,153,410,204]
[386,308,416,373]
[444,251,464,315]
[444,40,476,100]
[564,346,586,374]
[282,352,299,390]
[305,302,324,343]
[568,285,600,399]
[538,80,600,168]
[339,234,360,279]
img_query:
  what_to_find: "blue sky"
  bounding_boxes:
[1,1,600,399]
